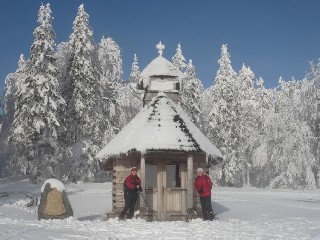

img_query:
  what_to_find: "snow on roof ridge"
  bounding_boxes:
[139,56,184,88]
[96,93,223,162]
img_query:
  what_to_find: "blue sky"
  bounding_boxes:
[1,0,320,96]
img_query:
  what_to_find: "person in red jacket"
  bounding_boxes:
[119,167,142,220]
[194,168,214,221]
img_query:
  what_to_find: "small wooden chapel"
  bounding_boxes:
[96,42,223,221]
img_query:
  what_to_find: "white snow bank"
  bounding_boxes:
[1,178,320,239]
[41,178,65,192]
[3,199,37,214]
[0,180,320,240]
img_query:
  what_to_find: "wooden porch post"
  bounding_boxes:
[140,154,146,209]
[205,154,208,167]
[187,154,193,208]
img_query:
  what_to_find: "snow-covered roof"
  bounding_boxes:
[139,56,184,88]
[41,178,66,193]
[96,93,223,162]
[141,55,183,78]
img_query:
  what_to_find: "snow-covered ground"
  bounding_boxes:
[0,177,320,240]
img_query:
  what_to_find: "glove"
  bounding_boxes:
[137,185,143,192]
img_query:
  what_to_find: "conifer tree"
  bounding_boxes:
[180,59,204,130]
[97,36,141,129]
[302,61,320,187]
[98,36,123,84]
[64,4,99,182]
[2,55,26,134]
[10,4,65,183]
[55,42,70,94]
[236,64,257,186]
[0,54,27,177]
[129,54,141,85]
[251,77,273,188]
[172,43,187,72]
[96,36,123,141]
[257,79,316,189]
[207,44,240,186]
[124,54,143,127]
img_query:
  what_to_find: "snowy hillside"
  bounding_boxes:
[0,178,320,239]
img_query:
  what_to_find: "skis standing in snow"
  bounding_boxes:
[138,191,158,221]
[185,194,199,222]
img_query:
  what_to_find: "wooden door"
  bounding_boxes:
[159,163,187,221]
[145,162,187,221]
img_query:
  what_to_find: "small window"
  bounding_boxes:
[146,164,157,188]
[166,164,181,188]
[175,82,180,90]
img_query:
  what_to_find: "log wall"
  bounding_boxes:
[112,156,139,215]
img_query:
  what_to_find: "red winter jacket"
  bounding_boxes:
[194,175,213,197]
[124,174,142,191]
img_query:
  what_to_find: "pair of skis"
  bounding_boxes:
[185,195,199,222]
[138,191,158,221]
[185,194,218,222]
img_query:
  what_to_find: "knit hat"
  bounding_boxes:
[131,167,138,171]
[197,168,204,172]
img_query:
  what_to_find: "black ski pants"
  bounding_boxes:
[119,191,137,219]
[200,196,214,220]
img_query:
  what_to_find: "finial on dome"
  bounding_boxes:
[156,41,165,56]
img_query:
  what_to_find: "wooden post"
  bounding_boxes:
[187,154,193,208]
[205,154,208,167]
[140,155,146,210]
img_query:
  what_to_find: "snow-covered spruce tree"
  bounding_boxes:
[180,59,205,131]
[97,36,123,84]
[301,61,320,187]
[63,4,100,182]
[54,42,69,147]
[116,76,143,129]
[119,82,143,129]
[55,42,70,94]
[172,43,187,72]
[96,36,122,142]
[97,36,141,129]
[255,78,316,189]
[251,77,273,187]
[10,4,65,183]
[0,55,27,177]
[97,37,123,110]
[123,53,143,126]
[235,64,258,186]
[201,86,214,135]
[1,55,27,139]
[129,54,141,85]
[206,44,240,186]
